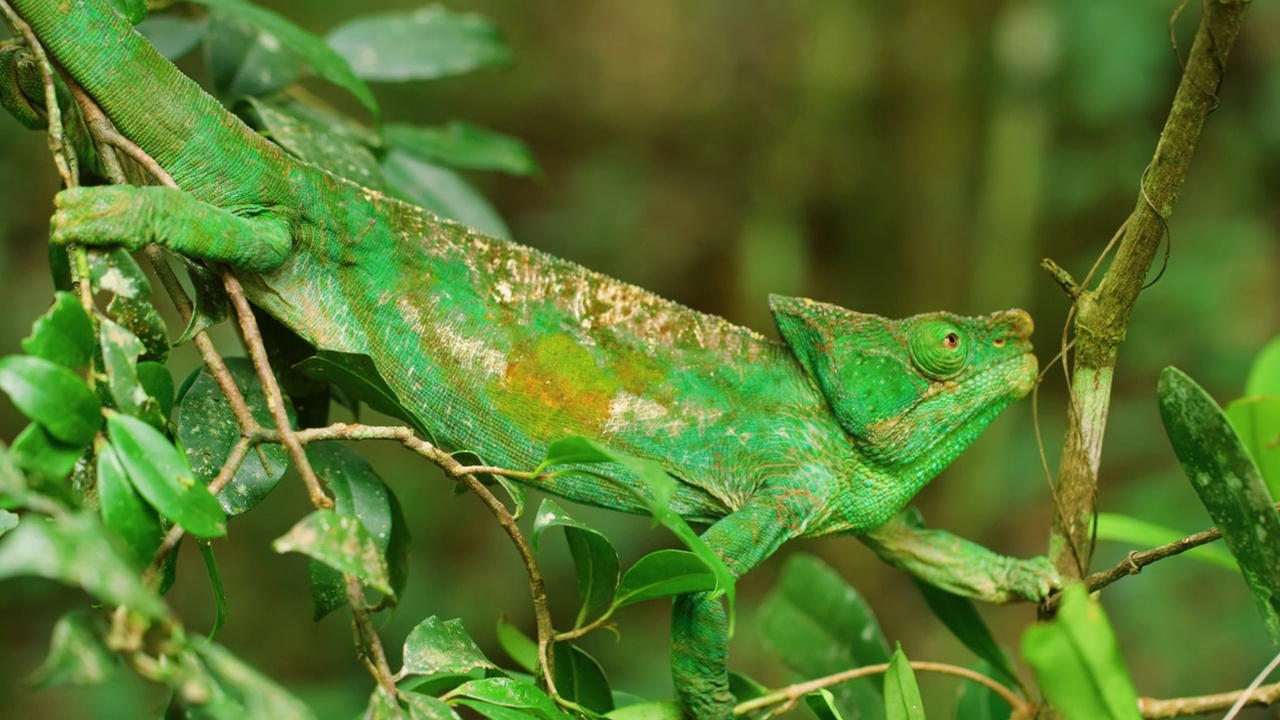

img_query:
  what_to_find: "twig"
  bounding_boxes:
[1139,675,1280,718]
[732,660,1028,717]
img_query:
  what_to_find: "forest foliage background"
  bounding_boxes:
[0,0,1278,716]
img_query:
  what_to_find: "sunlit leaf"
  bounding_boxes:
[1021,584,1141,720]
[602,701,683,720]
[402,690,462,719]
[326,6,512,81]
[21,291,94,370]
[1158,366,1280,641]
[99,317,165,427]
[108,413,226,539]
[0,355,100,446]
[273,509,391,594]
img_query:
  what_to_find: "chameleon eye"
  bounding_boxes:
[909,321,966,380]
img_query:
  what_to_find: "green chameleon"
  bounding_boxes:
[4,1,1058,716]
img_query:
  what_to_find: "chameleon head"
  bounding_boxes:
[770,295,1037,474]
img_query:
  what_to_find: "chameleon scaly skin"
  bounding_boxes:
[5,2,1059,716]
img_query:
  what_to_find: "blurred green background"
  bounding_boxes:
[2,0,1279,717]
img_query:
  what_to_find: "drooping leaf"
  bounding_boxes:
[1021,584,1141,720]
[553,642,614,714]
[88,248,168,362]
[273,509,391,594]
[21,291,95,370]
[175,260,230,346]
[97,441,163,569]
[613,549,717,607]
[192,0,379,118]
[911,578,1020,686]
[28,611,117,688]
[176,359,292,516]
[201,541,228,640]
[383,150,512,239]
[326,6,512,81]
[294,351,425,432]
[448,677,569,720]
[1095,512,1236,571]
[137,14,209,60]
[883,647,924,720]
[804,688,844,720]
[954,660,1015,720]
[759,553,888,719]
[386,121,539,177]
[532,498,619,623]
[495,617,537,674]
[107,414,227,539]
[10,422,83,484]
[137,361,175,423]
[1158,366,1280,641]
[0,354,100,446]
[401,616,497,679]
[0,512,167,619]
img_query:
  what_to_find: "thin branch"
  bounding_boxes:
[732,660,1029,717]
[1139,677,1280,718]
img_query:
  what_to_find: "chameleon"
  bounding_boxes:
[3,1,1058,717]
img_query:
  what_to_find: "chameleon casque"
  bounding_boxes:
[4,1,1059,716]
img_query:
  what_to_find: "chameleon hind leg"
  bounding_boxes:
[671,490,819,719]
[51,185,292,273]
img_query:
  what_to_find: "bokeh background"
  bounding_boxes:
[2,0,1279,717]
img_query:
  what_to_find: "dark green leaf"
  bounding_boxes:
[175,261,230,346]
[137,15,209,60]
[244,97,386,190]
[1158,366,1280,641]
[553,642,614,713]
[383,150,512,239]
[884,647,924,719]
[1095,512,1236,571]
[760,553,888,718]
[804,689,843,720]
[204,9,304,101]
[386,121,539,177]
[99,317,165,427]
[273,509,390,594]
[326,6,512,81]
[495,617,537,674]
[177,359,292,516]
[401,616,497,678]
[108,413,227,539]
[97,441,163,569]
[11,422,82,484]
[137,362,175,423]
[192,637,318,720]
[295,351,425,432]
[532,498,619,622]
[28,611,116,688]
[21,291,94,370]
[88,248,168,362]
[727,671,769,704]
[911,578,1019,686]
[192,0,379,117]
[305,441,399,618]
[201,541,228,640]
[0,355,100,446]
[613,549,716,607]
[954,661,1014,720]
[0,512,167,618]
[1021,584,1141,720]
[448,677,568,719]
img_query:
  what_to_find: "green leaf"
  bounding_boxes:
[386,122,539,177]
[137,361,175,422]
[21,291,95,370]
[1245,336,1280,397]
[613,549,716,607]
[97,441,163,569]
[1158,366,1280,641]
[0,509,16,536]
[176,359,292,516]
[911,578,1020,686]
[99,317,165,426]
[883,647,924,719]
[28,611,117,688]
[537,437,617,472]
[273,509,390,594]
[0,512,167,618]
[201,541,228,640]
[191,0,379,118]
[294,351,426,433]
[448,677,569,719]
[1226,394,1280,496]
[88,248,168,362]
[402,691,462,719]
[495,617,537,674]
[305,441,400,618]
[192,637,318,720]
[760,553,888,718]
[0,444,26,509]
[243,97,386,190]
[727,671,769,704]
[603,701,684,720]
[401,616,497,678]
[175,261,230,346]
[107,0,147,24]
[0,355,100,446]
[804,688,843,720]
[11,422,83,483]
[954,660,1014,720]
[137,15,209,61]
[326,6,512,81]
[1095,512,1236,571]
[1021,584,1141,720]
[532,498,620,622]
[107,413,227,539]
[553,642,614,713]
[383,150,512,239]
